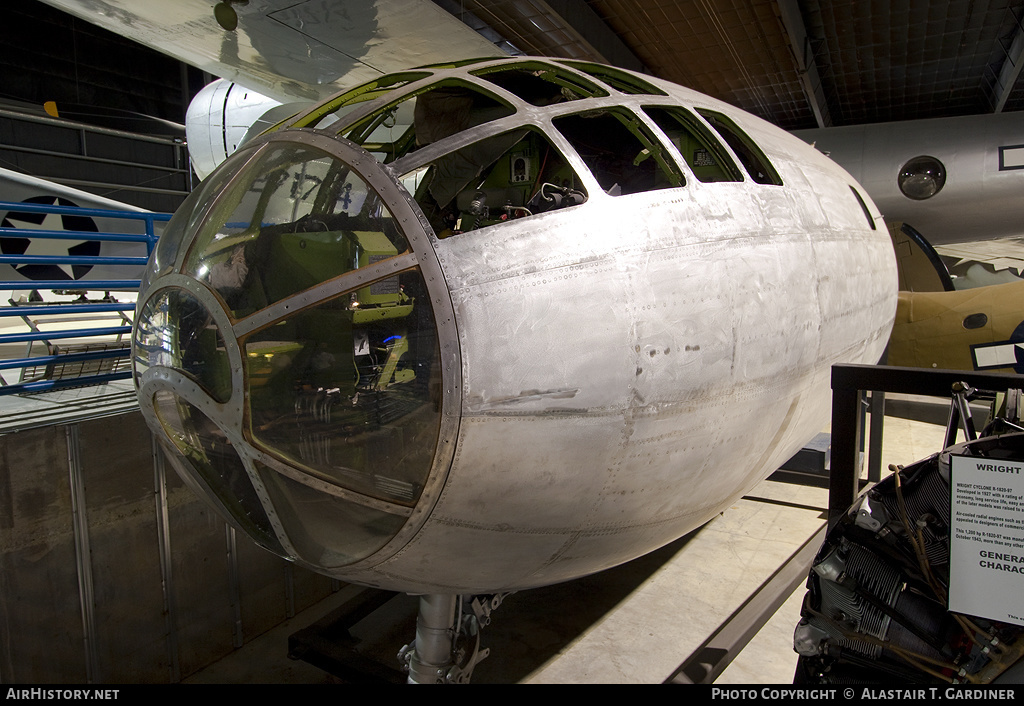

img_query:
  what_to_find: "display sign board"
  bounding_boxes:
[949,455,1024,626]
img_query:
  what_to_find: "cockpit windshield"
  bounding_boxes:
[302,80,517,166]
[292,71,431,131]
[183,142,410,319]
[470,62,608,104]
[401,128,588,237]
[553,109,685,195]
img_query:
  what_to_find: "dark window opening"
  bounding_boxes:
[470,62,607,105]
[553,109,685,196]
[557,61,668,96]
[403,129,587,237]
[695,109,783,186]
[643,106,742,182]
[963,313,989,330]
[849,186,877,230]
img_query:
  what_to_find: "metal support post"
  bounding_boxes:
[67,424,99,682]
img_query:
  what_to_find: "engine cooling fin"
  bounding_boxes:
[795,432,1024,684]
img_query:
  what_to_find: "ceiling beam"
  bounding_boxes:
[542,0,646,72]
[992,10,1024,113]
[776,0,832,128]
[455,0,646,73]
[431,0,524,55]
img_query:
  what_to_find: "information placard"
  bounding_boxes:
[949,455,1024,626]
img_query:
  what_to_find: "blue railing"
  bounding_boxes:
[0,200,170,395]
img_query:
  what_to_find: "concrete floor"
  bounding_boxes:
[716,402,949,685]
[183,395,954,685]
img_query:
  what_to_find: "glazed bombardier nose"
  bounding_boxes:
[134,57,895,595]
[133,129,454,571]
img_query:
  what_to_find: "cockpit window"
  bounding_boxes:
[553,108,685,196]
[415,58,495,70]
[643,106,743,183]
[135,289,232,403]
[242,264,442,509]
[183,142,410,319]
[695,109,783,186]
[402,128,587,237]
[557,61,669,96]
[292,72,431,131]
[330,81,516,165]
[153,390,285,555]
[850,186,877,230]
[470,62,608,105]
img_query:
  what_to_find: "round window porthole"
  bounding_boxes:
[898,156,946,200]
[962,312,988,330]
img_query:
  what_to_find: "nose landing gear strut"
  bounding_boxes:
[399,592,511,684]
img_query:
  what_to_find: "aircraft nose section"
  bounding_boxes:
[132,129,458,572]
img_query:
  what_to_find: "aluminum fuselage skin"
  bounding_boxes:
[134,61,897,594]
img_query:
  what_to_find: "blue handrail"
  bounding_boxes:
[0,326,133,345]
[0,199,171,396]
[0,279,145,290]
[0,348,131,371]
[0,227,156,243]
[0,199,169,234]
[0,255,149,266]
[0,302,135,317]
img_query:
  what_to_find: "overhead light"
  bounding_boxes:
[214,1,249,32]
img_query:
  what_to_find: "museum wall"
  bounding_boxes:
[0,411,335,683]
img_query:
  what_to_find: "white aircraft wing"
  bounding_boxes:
[936,238,1024,272]
[38,0,504,103]
[935,237,1024,288]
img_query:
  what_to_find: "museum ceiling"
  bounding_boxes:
[450,0,1024,130]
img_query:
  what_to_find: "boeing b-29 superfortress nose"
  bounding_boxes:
[132,57,896,680]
